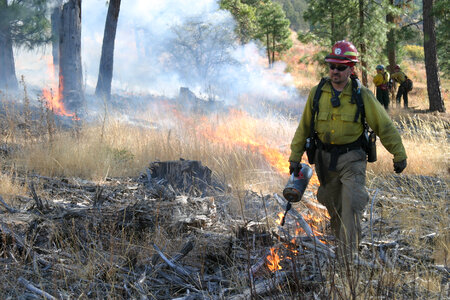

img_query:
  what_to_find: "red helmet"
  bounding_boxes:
[325,40,359,64]
[394,64,401,70]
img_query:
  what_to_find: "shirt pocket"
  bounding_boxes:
[315,112,330,133]
[341,113,362,137]
[317,112,330,121]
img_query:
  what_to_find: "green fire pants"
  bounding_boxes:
[315,148,369,256]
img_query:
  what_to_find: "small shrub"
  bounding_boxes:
[107,147,135,164]
[404,44,424,62]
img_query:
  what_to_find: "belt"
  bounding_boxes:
[317,138,363,171]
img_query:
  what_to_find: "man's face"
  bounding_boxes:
[328,63,352,85]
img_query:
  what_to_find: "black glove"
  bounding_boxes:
[393,159,407,173]
[289,161,301,177]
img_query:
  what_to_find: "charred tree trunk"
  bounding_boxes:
[359,0,368,87]
[0,1,18,90]
[51,1,63,74]
[59,0,84,114]
[423,0,445,112]
[95,0,121,101]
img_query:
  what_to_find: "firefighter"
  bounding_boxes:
[288,41,407,258]
[373,65,390,109]
[391,65,409,108]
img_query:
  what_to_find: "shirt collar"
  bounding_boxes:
[322,79,353,96]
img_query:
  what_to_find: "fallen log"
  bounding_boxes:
[299,241,335,259]
[18,277,57,300]
[152,243,192,278]
[152,239,195,272]
[228,271,288,300]
[0,195,19,213]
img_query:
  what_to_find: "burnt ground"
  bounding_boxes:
[0,158,448,299]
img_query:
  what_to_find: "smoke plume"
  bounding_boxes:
[16,0,303,107]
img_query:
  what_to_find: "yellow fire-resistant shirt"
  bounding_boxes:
[391,71,406,84]
[289,79,407,163]
[373,72,390,87]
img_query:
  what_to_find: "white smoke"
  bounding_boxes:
[15,0,303,106]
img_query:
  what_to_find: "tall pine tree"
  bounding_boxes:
[95,0,121,101]
[220,0,257,44]
[300,0,388,85]
[0,0,50,90]
[423,0,445,112]
[255,1,292,67]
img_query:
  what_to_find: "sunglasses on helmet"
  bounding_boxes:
[329,64,349,71]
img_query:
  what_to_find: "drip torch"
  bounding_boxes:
[280,163,313,226]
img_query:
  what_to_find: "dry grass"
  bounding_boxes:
[369,112,449,176]
[281,36,450,111]
[3,104,293,194]
[1,39,449,298]
[0,106,447,299]
[0,170,28,204]
[281,32,323,94]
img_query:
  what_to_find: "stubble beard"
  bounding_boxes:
[330,73,346,85]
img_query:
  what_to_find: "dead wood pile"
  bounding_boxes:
[0,159,448,299]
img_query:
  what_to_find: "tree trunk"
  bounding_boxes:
[423,0,445,112]
[51,1,63,74]
[0,1,18,90]
[272,33,275,67]
[266,33,271,67]
[386,0,396,74]
[59,0,84,114]
[385,0,397,102]
[330,1,335,43]
[359,0,368,87]
[95,0,121,101]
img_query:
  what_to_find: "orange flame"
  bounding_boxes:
[294,214,325,237]
[275,212,284,225]
[267,248,282,271]
[171,108,296,174]
[166,107,328,271]
[42,58,77,119]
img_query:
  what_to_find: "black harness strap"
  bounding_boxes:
[311,78,328,184]
[310,77,366,173]
[310,78,328,137]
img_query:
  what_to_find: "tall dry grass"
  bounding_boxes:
[368,112,449,176]
[3,103,294,193]
[3,94,448,190]
[281,36,449,111]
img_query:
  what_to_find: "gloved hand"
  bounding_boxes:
[289,161,301,177]
[393,159,407,173]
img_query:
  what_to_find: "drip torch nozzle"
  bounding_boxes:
[280,202,291,226]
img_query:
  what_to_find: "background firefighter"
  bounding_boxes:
[391,65,409,108]
[288,41,407,258]
[373,65,390,109]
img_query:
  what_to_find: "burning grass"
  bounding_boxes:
[4,104,295,192]
[0,90,449,298]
